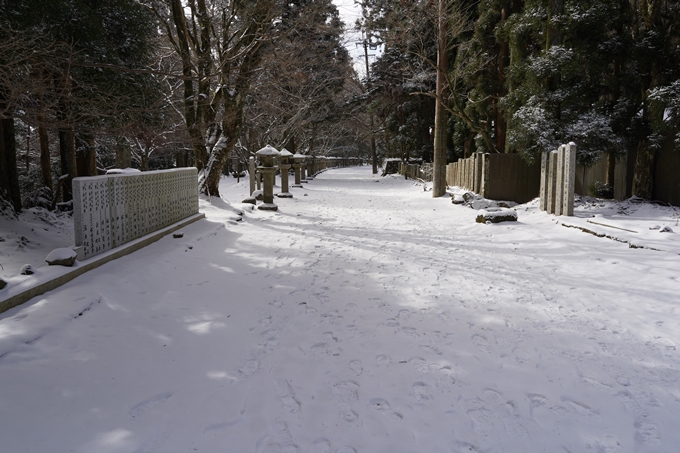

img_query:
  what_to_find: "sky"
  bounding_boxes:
[333,0,383,78]
[1,166,680,452]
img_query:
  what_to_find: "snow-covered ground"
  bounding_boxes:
[1,166,680,453]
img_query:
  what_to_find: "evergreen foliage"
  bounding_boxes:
[358,0,680,199]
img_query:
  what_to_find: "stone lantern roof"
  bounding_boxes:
[279,148,293,157]
[256,145,280,156]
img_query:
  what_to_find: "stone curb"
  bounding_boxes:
[0,213,205,315]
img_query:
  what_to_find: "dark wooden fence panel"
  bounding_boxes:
[653,140,680,206]
[485,154,541,203]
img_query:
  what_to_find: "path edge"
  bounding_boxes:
[0,213,205,314]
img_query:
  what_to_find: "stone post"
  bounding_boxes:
[249,156,256,195]
[563,142,577,216]
[555,145,566,216]
[292,153,305,187]
[278,148,293,198]
[300,155,308,183]
[307,156,315,180]
[481,153,490,198]
[547,150,559,214]
[256,145,280,211]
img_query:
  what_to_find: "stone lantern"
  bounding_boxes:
[277,148,293,198]
[306,155,315,180]
[292,153,306,187]
[256,145,280,211]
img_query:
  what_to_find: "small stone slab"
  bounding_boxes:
[476,207,518,224]
[46,248,78,266]
[252,190,264,201]
[20,264,34,275]
[277,193,293,198]
[173,232,184,239]
[242,196,257,205]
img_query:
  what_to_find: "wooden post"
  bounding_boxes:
[539,150,549,211]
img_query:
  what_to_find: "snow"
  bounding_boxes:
[106,168,142,174]
[256,145,280,156]
[1,166,680,453]
[44,247,77,263]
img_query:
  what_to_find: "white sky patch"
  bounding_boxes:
[333,0,383,78]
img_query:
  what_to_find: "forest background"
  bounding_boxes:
[1,0,679,214]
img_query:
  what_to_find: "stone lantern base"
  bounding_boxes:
[258,203,278,211]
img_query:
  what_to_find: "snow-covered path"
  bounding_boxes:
[1,167,679,453]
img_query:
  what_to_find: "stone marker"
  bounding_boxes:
[277,148,293,198]
[20,264,34,275]
[256,145,280,211]
[292,153,305,188]
[563,142,577,216]
[249,156,256,196]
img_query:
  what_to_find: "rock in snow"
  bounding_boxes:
[476,207,518,223]
[45,248,77,266]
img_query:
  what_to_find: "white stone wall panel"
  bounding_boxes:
[73,168,199,260]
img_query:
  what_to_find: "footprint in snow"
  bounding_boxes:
[308,438,332,453]
[345,324,362,338]
[400,326,419,338]
[419,344,443,356]
[636,420,661,444]
[335,447,357,453]
[274,379,301,413]
[239,360,259,377]
[375,354,391,366]
[369,398,403,420]
[129,392,172,418]
[471,334,491,353]
[412,382,432,401]
[349,360,363,376]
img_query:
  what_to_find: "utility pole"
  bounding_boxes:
[359,36,378,175]
[432,0,448,197]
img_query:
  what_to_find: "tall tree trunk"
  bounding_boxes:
[203,48,265,196]
[0,117,22,212]
[606,152,616,193]
[631,139,654,199]
[58,128,77,202]
[38,122,51,190]
[495,4,511,153]
[432,0,449,197]
[170,0,206,170]
[75,129,97,176]
[115,138,131,168]
[547,0,563,122]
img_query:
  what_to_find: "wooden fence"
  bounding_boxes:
[446,153,541,203]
